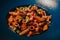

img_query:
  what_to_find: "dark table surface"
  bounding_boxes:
[0,0,60,40]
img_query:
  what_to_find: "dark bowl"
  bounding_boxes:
[0,0,60,40]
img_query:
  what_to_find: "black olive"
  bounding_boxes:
[19,20,22,25]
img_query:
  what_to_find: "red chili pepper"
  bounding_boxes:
[21,23,27,31]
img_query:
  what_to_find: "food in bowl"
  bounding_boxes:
[7,4,51,37]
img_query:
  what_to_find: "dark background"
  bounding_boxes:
[0,0,60,40]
